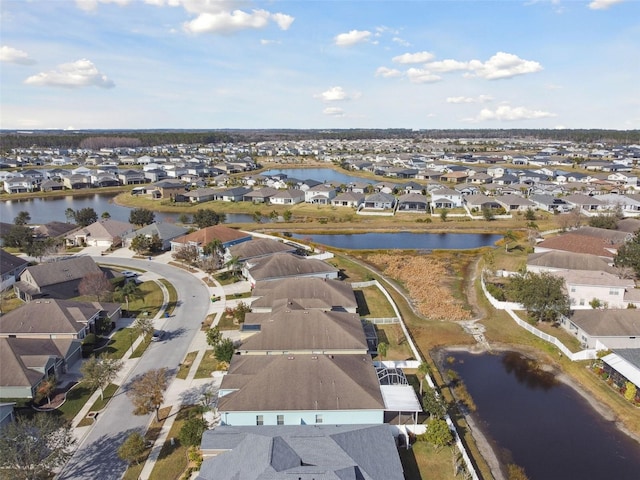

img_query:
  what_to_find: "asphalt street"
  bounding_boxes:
[57,256,211,480]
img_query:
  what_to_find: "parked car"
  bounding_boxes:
[151,330,165,342]
[120,270,139,278]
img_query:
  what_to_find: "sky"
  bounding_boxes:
[1,0,638,131]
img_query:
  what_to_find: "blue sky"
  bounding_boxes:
[1,0,638,130]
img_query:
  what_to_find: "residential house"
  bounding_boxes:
[242,187,279,204]
[600,349,640,402]
[527,251,618,275]
[122,222,189,251]
[0,249,29,292]
[464,194,501,211]
[217,354,385,426]
[331,191,365,208]
[440,171,468,183]
[563,193,604,212]
[184,187,219,203]
[534,233,619,261]
[65,219,135,248]
[529,194,571,213]
[559,310,640,349]
[250,277,358,314]
[62,174,92,190]
[226,238,297,264]
[40,179,65,192]
[362,192,396,210]
[270,189,305,205]
[238,308,369,355]
[305,184,337,204]
[552,270,635,309]
[598,193,640,217]
[171,225,252,255]
[149,179,187,200]
[495,195,536,212]
[14,256,104,301]
[218,186,252,202]
[32,221,78,241]
[198,424,405,480]
[396,193,428,212]
[243,252,339,287]
[4,176,37,193]
[430,187,463,209]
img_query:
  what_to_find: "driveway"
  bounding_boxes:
[57,255,211,480]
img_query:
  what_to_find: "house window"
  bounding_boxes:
[609,289,619,295]
[256,415,263,426]
[315,414,323,424]
[570,287,576,293]
[277,415,284,425]
[579,299,585,306]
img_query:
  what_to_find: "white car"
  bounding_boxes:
[151,330,165,342]
[120,270,138,278]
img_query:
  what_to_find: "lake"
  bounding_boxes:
[0,194,261,224]
[447,351,640,480]
[261,168,376,186]
[290,232,502,250]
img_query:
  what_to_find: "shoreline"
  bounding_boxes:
[437,343,640,478]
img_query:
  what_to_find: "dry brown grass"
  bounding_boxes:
[367,252,472,321]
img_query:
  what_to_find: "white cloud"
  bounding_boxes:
[446,95,493,104]
[392,37,410,47]
[334,30,371,47]
[24,59,115,89]
[392,51,435,64]
[316,86,348,102]
[375,66,402,78]
[467,105,556,122]
[184,9,293,34]
[260,39,281,46]
[323,107,345,117]
[75,0,130,12]
[589,0,625,10]
[425,59,469,73]
[466,52,542,80]
[406,68,441,84]
[0,46,36,65]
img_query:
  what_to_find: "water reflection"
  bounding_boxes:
[502,352,558,391]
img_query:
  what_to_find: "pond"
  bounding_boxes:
[290,232,502,250]
[0,194,262,225]
[261,168,376,186]
[445,351,640,480]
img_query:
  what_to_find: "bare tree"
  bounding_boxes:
[172,245,200,266]
[78,272,113,302]
[80,353,123,400]
[133,317,155,339]
[126,368,168,421]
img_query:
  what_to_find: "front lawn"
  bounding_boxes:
[194,350,221,379]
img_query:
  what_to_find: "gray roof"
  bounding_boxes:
[240,309,368,353]
[198,424,404,480]
[527,251,618,274]
[612,348,640,369]
[0,299,118,336]
[20,256,102,288]
[569,310,640,337]
[247,253,339,282]
[0,249,29,276]
[617,218,640,233]
[122,222,189,241]
[218,354,384,412]
[228,238,296,262]
[251,277,357,311]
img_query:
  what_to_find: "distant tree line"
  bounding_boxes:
[2,128,639,151]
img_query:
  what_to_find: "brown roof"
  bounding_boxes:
[228,238,296,261]
[173,225,251,247]
[251,277,357,311]
[32,221,78,238]
[240,309,368,353]
[247,253,339,282]
[218,354,384,412]
[527,251,618,274]
[0,299,107,336]
[536,233,617,259]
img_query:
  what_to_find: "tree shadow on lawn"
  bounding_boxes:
[59,430,132,480]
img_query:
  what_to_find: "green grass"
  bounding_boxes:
[214,271,241,285]
[150,407,200,480]
[131,334,152,358]
[194,350,220,379]
[356,286,396,318]
[97,327,137,359]
[57,383,93,422]
[176,352,198,380]
[400,442,461,480]
[375,324,413,361]
[216,314,239,331]
[226,291,252,300]
[126,281,164,318]
[76,383,119,427]
[159,278,179,316]
[122,406,172,480]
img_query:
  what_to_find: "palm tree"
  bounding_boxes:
[503,230,517,252]
[225,256,241,279]
[418,361,431,395]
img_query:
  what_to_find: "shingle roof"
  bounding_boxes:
[527,251,618,274]
[536,233,617,258]
[218,354,384,412]
[251,277,357,311]
[240,309,368,353]
[0,299,111,335]
[20,256,102,288]
[247,253,338,282]
[227,238,296,261]
[0,249,29,276]
[172,225,251,246]
[198,424,404,480]
[569,310,640,337]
